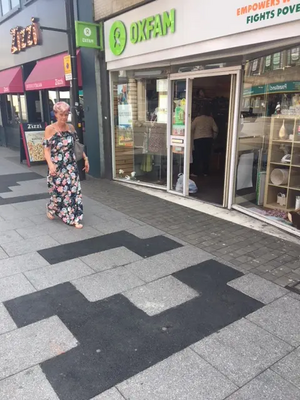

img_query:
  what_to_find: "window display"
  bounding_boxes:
[111,70,168,186]
[235,45,300,231]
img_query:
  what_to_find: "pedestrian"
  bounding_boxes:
[191,104,218,177]
[43,101,89,229]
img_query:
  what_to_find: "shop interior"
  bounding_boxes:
[113,74,168,185]
[188,76,231,205]
[235,47,300,231]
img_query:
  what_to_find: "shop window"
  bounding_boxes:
[0,0,19,16]
[11,95,20,124]
[111,70,169,186]
[19,95,28,122]
[235,45,300,232]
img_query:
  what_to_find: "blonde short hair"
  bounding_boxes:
[53,101,70,114]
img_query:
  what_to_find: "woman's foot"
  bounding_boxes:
[47,212,55,220]
[74,223,83,229]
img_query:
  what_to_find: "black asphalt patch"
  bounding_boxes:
[5,260,263,400]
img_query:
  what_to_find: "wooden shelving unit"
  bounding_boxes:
[264,115,300,211]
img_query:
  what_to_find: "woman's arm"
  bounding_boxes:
[44,126,56,176]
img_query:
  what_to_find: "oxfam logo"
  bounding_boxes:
[109,21,127,56]
[84,27,92,37]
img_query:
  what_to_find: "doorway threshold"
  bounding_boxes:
[118,181,300,244]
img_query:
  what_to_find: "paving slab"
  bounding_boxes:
[228,273,288,304]
[0,218,35,232]
[91,388,125,400]
[192,318,293,387]
[0,366,59,400]
[0,303,17,335]
[126,245,211,283]
[1,235,59,257]
[0,252,49,279]
[124,276,198,316]
[73,266,144,302]
[117,348,237,400]
[51,226,101,245]
[0,246,8,260]
[17,220,70,239]
[94,218,142,235]
[80,247,142,272]
[227,369,300,400]
[0,315,78,380]
[0,230,23,245]
[126,225,164,239]
[0,206,44,220]
[0,274,35,302]
[271,347,300,390]
[247,296,300,347]
[11,198,48,210]
[25,259,94,290]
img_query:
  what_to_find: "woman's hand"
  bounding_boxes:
[49,162,56,176]
[83,158,90,173]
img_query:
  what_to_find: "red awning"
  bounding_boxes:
[25,50,82,91]
[0,67,24,94]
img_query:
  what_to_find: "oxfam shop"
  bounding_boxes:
[104,0,300,235]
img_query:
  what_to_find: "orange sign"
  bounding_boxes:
[64,55,72,81]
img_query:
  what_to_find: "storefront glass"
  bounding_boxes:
[111,70,169,186]
[235,45,300,229]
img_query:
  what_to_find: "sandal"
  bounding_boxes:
[46,205,55,220]
[74,223,83,229]
[47,212,55,220]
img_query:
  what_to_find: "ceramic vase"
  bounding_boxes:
[279,120,287,140]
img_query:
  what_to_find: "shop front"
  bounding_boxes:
[104,0,300,234]
[0,0,101,176]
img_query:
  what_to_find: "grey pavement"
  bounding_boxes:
[0,147,299,399]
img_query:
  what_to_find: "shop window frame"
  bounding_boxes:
[0,0,20,23]
[4,94,27,126]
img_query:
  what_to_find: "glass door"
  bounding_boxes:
[167,78,192,195]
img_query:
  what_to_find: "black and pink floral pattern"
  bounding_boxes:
[43,130,83,226]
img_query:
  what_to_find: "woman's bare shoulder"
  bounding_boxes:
[68,123,75,132]
[44,124,55,139]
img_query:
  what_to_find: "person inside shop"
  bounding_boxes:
[49,100,56,123]
[191,104,218,177]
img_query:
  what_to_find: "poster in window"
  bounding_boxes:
[157,94,168,123]
[20,122,46,167]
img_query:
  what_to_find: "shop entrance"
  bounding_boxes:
[168,67,241,208]
[190,76,231,205]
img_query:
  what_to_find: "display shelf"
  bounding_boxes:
[264,115,300,212]
[270,162,291,166]
[265,202,294,211]
[268,183,288,188]
[272,139,293,144]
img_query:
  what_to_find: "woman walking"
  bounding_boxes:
[43,101,89,229]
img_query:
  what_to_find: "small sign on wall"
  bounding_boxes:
[64,55,72,81]
[20,122,47,167]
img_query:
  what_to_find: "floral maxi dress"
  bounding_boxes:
[43,130,83,226]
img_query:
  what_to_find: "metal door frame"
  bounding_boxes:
[167,66,242,207]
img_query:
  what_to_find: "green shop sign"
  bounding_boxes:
[109,9,175,56]
[243,81,300,96]
[75,21,103,50]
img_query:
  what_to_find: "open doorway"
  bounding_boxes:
[190,76,232,205]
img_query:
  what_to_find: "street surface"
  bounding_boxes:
[0,147,299,400]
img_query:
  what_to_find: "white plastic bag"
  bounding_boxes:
[175,173,198,194]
